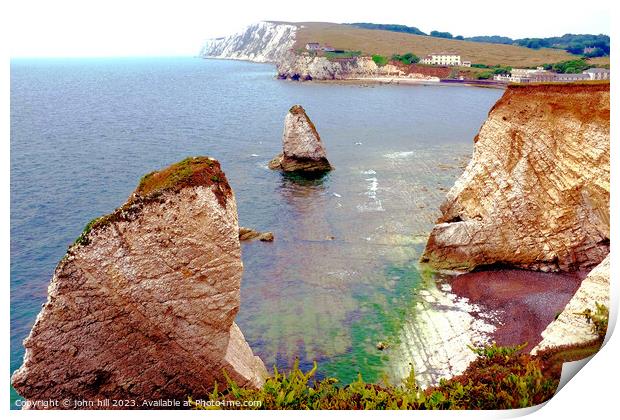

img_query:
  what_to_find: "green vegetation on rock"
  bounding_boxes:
[391,53,420,64]
[71,156,231,248]
[372,54,389,66]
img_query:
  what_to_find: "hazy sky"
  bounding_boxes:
[8,0,611,57]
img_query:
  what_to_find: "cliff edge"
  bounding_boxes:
[12,157,266,408]
[421,83,610,272]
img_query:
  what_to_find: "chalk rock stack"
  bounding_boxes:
[269,105,332,173]
[421,83,610,272]
[12,157,266,408]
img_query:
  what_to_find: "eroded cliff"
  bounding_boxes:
[421,83,610,272]
[276,54,439,81]
[200,22,297,63]
[12,157,266,407]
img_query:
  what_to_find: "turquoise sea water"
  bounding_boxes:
[10,57,503,404]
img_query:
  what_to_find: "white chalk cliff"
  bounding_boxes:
[200,21,297,63]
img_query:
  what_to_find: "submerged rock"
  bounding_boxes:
[239,227,274,242]
[376,341,389,351]
[421,83,610,272]
[12,157,266,408]
[269,105,332,173]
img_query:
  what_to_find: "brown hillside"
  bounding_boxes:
[291,22,601,67]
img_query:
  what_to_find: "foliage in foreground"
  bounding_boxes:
[189,338,603,410]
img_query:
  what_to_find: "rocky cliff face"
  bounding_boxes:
[269,105,332,172]
[421,83,610,272]
[200,22,297,63]
[12,157,266,408]
[276,54,439,81]
[532,255,609,353]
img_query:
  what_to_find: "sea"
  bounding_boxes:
[10,57,506,405]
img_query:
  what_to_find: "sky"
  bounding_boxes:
[6,0,612,57]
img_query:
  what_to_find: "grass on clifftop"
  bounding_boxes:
[72,157,231,248]
[292,22,601,67]
[136,157,228,198]
[190,336,604,410]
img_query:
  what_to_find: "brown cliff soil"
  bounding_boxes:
[491,82,610,124]
[446,269,587,352]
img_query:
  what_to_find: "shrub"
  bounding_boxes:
[548,59,591,74]
[391,53,420,65]
[372,54,389,66]
[188,341,602,410]
[477,71,494,80]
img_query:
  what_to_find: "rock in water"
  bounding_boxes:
[421,83,610,272]
[12,157,267,408]
[239,227,274,242]
[268,105,332,173]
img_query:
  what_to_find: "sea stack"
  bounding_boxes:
[12,157,266,408]
[268,105,332,173]
[421,83,610,272]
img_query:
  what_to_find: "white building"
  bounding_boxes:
[495,66,610,83]
[554,73,590,82]
[305,43,321,51]
[494,68,548,83]
[420,53,462,66]
[583,68,610,80]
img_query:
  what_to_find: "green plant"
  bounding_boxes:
[188,343,575,410]
[477,71,494,79]
[391,52,420,64]
[372,54,389,66]
[468,342,526,359]
[545,58,591,74]
[592,303,609,339]
[325,50,361,59]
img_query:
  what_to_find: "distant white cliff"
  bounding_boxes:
[200,21,297,63]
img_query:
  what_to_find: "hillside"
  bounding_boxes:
[293,22,596,67]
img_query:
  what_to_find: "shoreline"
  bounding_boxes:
[201,56,508,89]
[307,77,507,89]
